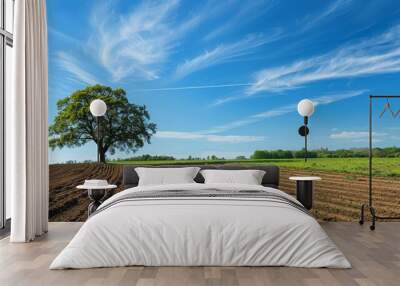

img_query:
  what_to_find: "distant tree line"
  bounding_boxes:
[117,154,176,161]
[115,154,228,161]
[110,148,400,162]
[251,147,400,159]
[58,147,400,164]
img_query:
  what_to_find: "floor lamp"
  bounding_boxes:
[90,99,107,163]
[297,99,315,162]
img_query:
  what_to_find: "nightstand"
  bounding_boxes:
[77,184,117,216]
[289,176,321,210]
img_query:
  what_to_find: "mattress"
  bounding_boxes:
[50,183,351,269]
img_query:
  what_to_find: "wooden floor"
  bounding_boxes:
[0,222,399,286]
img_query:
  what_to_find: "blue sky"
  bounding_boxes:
[47,0,400,163]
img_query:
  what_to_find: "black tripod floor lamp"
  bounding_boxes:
[297,99,315,162]
[90,99,107,163]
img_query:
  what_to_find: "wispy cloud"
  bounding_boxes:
[203,0,273,41]
[48,27,82,47]
[330,131,387,140]
[254,90,367,119]
[88,0,210,82]
[209,94,249,107]
[300,0,352,32]
[329,131,388,143]
[155,131,265,143]
[312,89,368,105]
[204,118,261,134]
[209,90,366,133]
[88,0,176,81]
[247,25,400,95]
[55,52,99,85]
[156,90,365,143]
[133,83,251,92]
[251,104,296,119]
[175,33,279,79]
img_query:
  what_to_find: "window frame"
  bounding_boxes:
[0,0,13,230]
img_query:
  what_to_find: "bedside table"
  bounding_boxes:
[77,184,117,216]
[289,176,321,210]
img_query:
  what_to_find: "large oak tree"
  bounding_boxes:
[49,85,157,163]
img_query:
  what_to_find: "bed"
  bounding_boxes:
[50,165,350,269]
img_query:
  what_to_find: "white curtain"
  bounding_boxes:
[9,0,49,242]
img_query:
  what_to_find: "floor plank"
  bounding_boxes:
[0,222,399,286]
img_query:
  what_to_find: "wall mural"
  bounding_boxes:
[47,1,400,222]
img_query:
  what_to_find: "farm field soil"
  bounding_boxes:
[49,163,400,222]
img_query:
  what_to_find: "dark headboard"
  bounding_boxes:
[122,164,280,189]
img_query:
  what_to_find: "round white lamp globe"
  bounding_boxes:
[90,99,107,117]
[297,99,315,117]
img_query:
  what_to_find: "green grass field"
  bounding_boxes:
[110,157,400,177]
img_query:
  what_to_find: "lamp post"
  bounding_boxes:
[297,99,315,162]
[90,99,107,163]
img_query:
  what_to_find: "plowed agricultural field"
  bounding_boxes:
[49,163,400,222]
[49,163,123,221]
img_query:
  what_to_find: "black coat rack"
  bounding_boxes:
[359,95,400,230]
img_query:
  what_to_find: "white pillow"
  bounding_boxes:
[200,169,266,185]
[135,167,200,186]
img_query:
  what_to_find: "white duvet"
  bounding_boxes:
[50,183,351,269]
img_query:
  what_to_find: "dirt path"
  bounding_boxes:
[49,164,400,222]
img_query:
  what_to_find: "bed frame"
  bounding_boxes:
[122,165,280,189]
